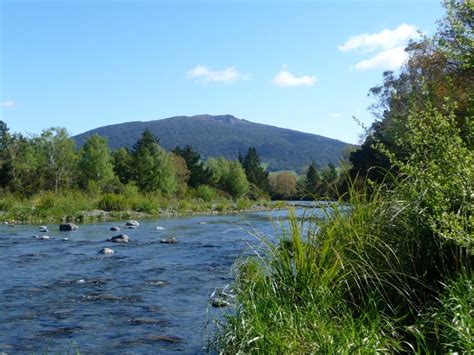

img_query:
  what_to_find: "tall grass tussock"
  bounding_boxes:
[213,178,472,353]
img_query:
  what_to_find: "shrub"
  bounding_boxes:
[195,185,217,202]
[98,193,128,211]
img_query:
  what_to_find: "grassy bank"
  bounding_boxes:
[0,188,275,224]
[212,180,472,353]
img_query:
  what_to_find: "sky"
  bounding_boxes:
[0,0,445,144]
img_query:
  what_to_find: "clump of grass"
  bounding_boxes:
[212,179,472,353]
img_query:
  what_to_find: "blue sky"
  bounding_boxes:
[1,0,444,144]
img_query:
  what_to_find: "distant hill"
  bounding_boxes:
[73,114,351,172]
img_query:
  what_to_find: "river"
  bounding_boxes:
[0,207,321,353]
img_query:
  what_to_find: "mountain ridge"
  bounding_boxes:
[73,114,351,172]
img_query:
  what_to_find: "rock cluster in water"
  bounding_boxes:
[107,234,129,243]
[59,223,79,231]
[126,220,140,227]
[160,237,177,244]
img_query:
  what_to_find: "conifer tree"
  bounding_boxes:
[173,145,212,188]
[132,128,177,194]
[241,147,269,192]
[304,161,320,196]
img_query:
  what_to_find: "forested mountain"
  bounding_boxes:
[74,114,351,171]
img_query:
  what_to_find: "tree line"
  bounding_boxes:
[0,123,343,202]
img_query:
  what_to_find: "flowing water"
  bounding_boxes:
[0,208,320,354]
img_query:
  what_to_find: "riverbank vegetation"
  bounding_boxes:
[0,120,347,223]
[214,1,473,352]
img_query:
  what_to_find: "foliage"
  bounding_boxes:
[173,145,212,187]
[214,204,407,353]
[78,134,117,191]
[269,171,297,199]
[240,147,270,193]
[131,129,177,194]
[194,185,218,202]
[303,162,319,196]
[215,2,473,353]
[112,147,133,185]
[431,274,473,352]
[36,127,77,192]
[98,193,128,211]
[349,0,473,183]
[208,157,249,199]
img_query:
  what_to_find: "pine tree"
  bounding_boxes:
[173,145,212,188]
[0,121,12,188]
[241,147,269,192]
[304,161,320,196]
[132,129,177,194]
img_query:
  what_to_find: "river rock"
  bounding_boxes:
[110,226,120,231]
[155,226,165,230]
[39,228,48,233]
[59,223,78,231]
[126,220,140,227]
[198,221,207,225]
[85,294,139,302]
[127,225,137,229]
[107,234,129,243]
[129,317,163,325]
[211,298,231,308]
[99,247,115,254]
[61,237,69,241]
[148,335,182,343]
[40,235,50,240]
[160,237,177,244]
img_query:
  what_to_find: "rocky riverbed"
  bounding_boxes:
[0,208,318,353]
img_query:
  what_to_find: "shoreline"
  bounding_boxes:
[0,200,332,226]
[0,203,285,226]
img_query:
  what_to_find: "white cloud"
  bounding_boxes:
[272,69,317,87]
[338,24,419,53]
[187,65,248,83]
[354,46,408,71]
[0,100,16,108]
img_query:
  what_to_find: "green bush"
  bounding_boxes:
[98,193,128,211]
[0,193,20,212]
[195,185,217,202]
[131,196,157,214]
[235,197,252,210]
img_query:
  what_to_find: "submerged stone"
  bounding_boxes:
[211,298,231,308]
[148,335,182,343]
[126,220,140,227]
[160,237,177,244]
[59,223,78,231]
[107,234,129,243]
